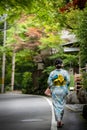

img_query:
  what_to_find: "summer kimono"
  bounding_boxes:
[47,68,70,122]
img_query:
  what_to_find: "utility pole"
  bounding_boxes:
[1,14,7,93]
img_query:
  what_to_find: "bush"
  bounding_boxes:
[5,85,11,92]
[22,72,33,94]
[82,72,87,91]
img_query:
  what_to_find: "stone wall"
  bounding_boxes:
[77,88,87,104]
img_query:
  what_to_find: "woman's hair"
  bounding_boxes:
[55,58,63,69]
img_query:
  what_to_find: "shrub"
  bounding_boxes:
[22,72,33,94]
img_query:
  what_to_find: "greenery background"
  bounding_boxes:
[0,0,87,94]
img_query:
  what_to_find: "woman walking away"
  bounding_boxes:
[47,58,70,128]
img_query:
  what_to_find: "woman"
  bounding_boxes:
[47,58,70,128]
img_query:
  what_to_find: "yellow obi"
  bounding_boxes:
[53,74,65,86]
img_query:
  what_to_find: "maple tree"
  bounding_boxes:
[0,0,87,93]
[60,0,87,12]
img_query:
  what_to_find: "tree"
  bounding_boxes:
[1,0,87,94]
[76,8,87,67]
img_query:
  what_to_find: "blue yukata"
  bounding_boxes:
[47,68,70,122]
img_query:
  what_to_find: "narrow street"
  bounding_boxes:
[46,97,87,130]
[0,93,87,130]
[0,93,51,130]
[62,107,87,130]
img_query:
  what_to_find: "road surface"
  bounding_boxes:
[0,93,87,130]
[0,94,51,130]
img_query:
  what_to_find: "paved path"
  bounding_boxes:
[0,93,87,130]
[46,97,87,130]
[0,94,51,130]
[62,107,87,130]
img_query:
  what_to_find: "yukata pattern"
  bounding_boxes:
[47,69,70,122]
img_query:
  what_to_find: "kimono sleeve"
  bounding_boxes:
[47,71,54,88]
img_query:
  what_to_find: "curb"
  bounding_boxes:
[65,104,84,112]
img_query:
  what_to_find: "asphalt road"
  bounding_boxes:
[0,93,87,130]
[0,94,51,130]
[62,107,87,130]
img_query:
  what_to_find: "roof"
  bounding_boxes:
[64,47,80,53]
[62,41,78,47]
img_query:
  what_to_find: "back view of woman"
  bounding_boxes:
[47,58,70,128]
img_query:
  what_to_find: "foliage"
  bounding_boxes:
[0,0,34,18]
[69,74,75,88]
[39,33,63,49]
[63,53,78,67]
[4,49,37,91]
[0,22,4,46]
[82,72,87,90]
[0,0,64,26]
[22,72,33,94]
[0,0,87,94]
[48,47,78,69]
[76,7,87,67]
[15,50,37,78]
[65,9,83,30]
[43,66,55,75]
[36,73,48,95]
[75,7,87,90]
[5,85,11,92]
[14,72,23,90]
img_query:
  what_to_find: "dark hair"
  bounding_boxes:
[55,58,63,69]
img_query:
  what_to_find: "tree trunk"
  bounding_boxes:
[1,17,6,93]
[11,52,16,91]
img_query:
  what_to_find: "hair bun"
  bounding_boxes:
[55,58,62,65]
